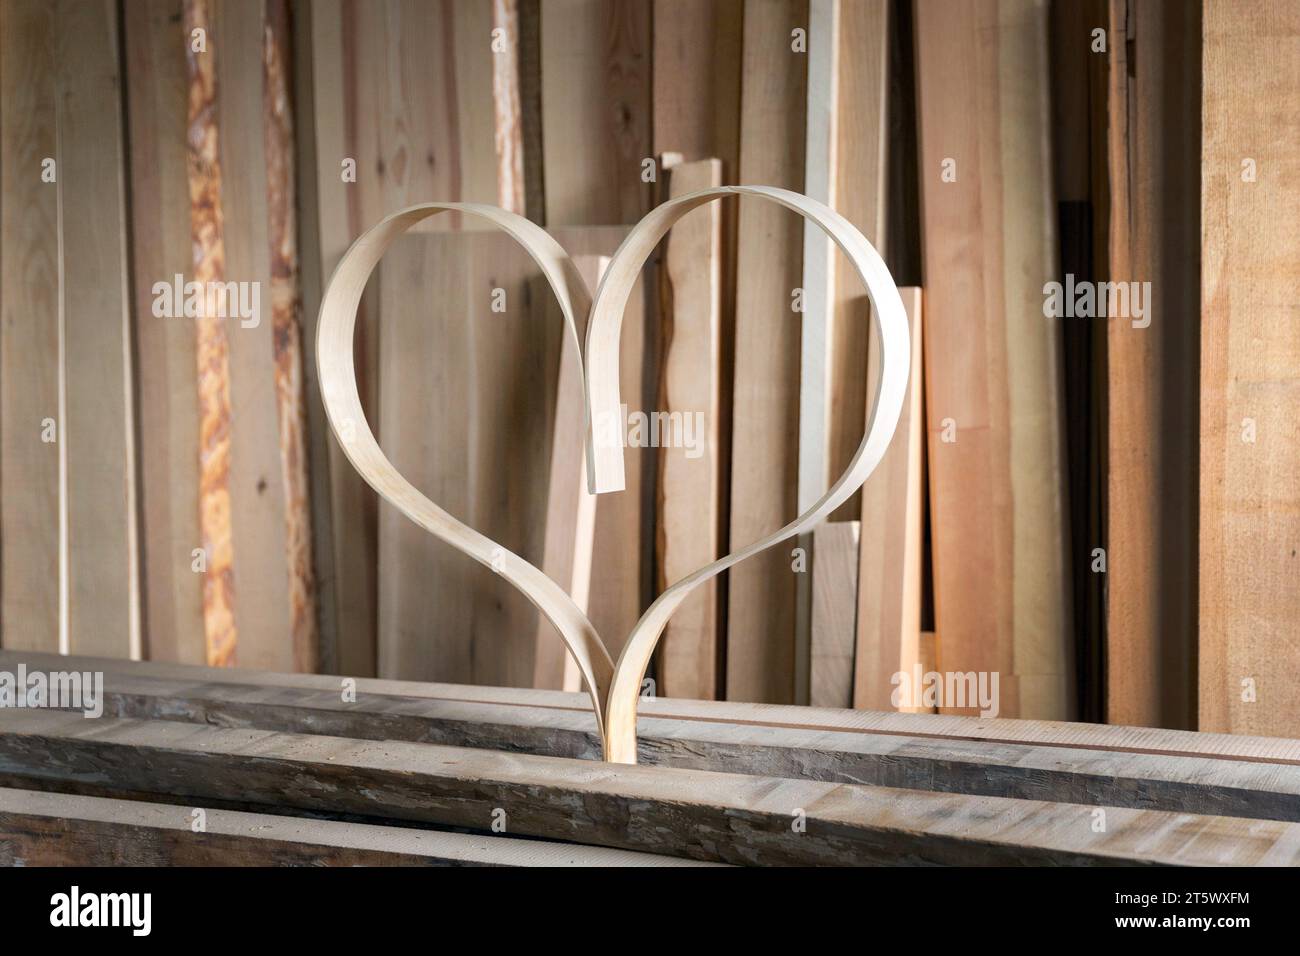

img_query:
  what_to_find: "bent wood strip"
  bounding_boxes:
[316,203,613,734]
[2,712,1298,866]
[0,787,709,867]
[13,649,1300,768]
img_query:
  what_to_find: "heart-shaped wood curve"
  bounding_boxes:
[317,189,909,765]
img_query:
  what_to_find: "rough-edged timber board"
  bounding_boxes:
[10,655,1300,823]
[3,711,1298,865]
[657,159,724,700]
[913,0,1072,719]
[1199,0,1300,738]
[0,787,711,867]
[0,0,64,651]
[727,0,808,704]
[124,0,207,665]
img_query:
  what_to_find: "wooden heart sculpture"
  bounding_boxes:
[317,186,910,764]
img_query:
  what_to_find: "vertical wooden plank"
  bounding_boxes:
[1105,0,1200,730]
[1200,0,1300,737]
[533,256,604,692]
[810,520,859,707]
[854,287,924,710]
[57,0,141,657]
[828,0,889,522]
[794,0,840,705]
[0,0,60,650]
[296,0,498,678]
[376,238,475,682]
[656,158,723,700]
[264,0,319,671]
[651,0,742,168]
[914,0,1071,719]
[726,0,807,704]
[211,0,295,671]
[541,0,650,225]
[125,0,207,664]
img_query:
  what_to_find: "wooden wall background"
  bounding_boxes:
[0,0,1296,736]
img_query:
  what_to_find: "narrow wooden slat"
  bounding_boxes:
[0,788,710,867]
[656,158,724,700]
[809,521,858,707]
[125,0,207,665]
[828,0,889,522]
[0,0,64,651]
[854,287,923,709]
[1200,0,1300,737]
[212,0,295,671]
[540,0,650,225]
[913,0,1071,719]
[264,0,319,672]
[4,711,1298,865]
[492,0,526,215]
[726,0,808,704]
[533,256,606,691]
[58,0,140,657]
[184,0,238,665]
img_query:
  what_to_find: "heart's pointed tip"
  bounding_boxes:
[591,475,626,496]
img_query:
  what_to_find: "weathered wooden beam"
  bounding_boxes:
[7,653,1300,823]
[3,710,1298,865]
[0,787,710,867]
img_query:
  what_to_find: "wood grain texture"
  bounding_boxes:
[1200,0,1300,737]
[124,0,207,665]
[0,787,709,867]
[492,0,526,214]
[726,0,808,704]
[264,0,319,672]
[185,0,238,666]
[810,520,858,707]
[651,0,742,167]
[533,255,606,691]
[913,0,1072,719]
[541,0,650,224]
[1104,0,1200,730]
[827,0,889,523]
[4,709,1299,866]
[854,287,923,710]
[14,657,1300,825]
[296,0,499,677]
[0,0,64,651]
[656,159,723,700]
[57,0,140,658]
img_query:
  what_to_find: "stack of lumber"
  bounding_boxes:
[2,651,1299,866]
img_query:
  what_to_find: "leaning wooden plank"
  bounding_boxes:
[124,0,206,665]
[541,0,651,224]
[0,787,711,867]
[57,0,141,658]
[913,0,1071,718]
[1200,0,1300,738]
[13,657,1300,823]
[5,711,1300,865]
[854,287,924,709]
[656,158,724,700]
[296,0,500,678]
[1104,0,1200,731]
[727,0,808,703]
[0,0,64,651]
[809,521,858,707]
[827,0,889,522]
[533,256,605,691]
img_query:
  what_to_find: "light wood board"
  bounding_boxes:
[1199,0,1300,737]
